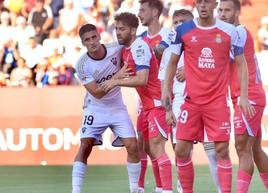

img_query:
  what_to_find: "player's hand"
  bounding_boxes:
[161,88,172,112]
[239,96,255,118]
[101,79,118,92]
[165,110,176,127]
[114,63,133,79]
[176,66,185,82]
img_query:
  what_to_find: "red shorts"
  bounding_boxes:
[137,107,171,141]
[176,102,231,142]
[233,105,264,137]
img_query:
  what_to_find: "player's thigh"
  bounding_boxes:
[111,108,137,139]
[137,108,149,141]
[203,105,231,142]
[233,105,264,137]
[80,110,109,145]
[177,103,203,141]
[148,107,171,140]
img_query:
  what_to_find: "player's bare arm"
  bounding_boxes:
[153,44,166,59]
[162,53,180,111]
[235,54,255,117]
[101,69,149,92]
[113,63,134,80]
[176,66,185,82]
[84,81,107,99]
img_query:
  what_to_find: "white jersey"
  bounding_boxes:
[75,43,125,110]
[158,48,185,103]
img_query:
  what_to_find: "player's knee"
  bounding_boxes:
[79,142,93,157]
[125,140,139,155]
[215,143,229,160]
[175,144,191,158]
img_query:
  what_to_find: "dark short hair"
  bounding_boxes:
[139,0,163,17]
[173,9,194,18]
[220,0,241,11]
[114,12,139,29]
[79,24,97,38]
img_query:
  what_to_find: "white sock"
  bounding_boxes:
[127,161,141,192]
[155,187,163,192]
[204,143,221,193]
[72,161,87,193]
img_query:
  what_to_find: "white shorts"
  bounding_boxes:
[79,106,136,146]
[171,97,184,144]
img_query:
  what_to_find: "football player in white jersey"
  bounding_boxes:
[72,23,141,193]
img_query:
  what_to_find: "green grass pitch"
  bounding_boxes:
[0,165,266,193]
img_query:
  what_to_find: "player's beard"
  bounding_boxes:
[118,35,132,46]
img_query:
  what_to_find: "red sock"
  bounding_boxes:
[157,153,172,191]
[260,172,268,190]
[176,157,194,193]
[138,152,148,188]
[151,157,162,188]
[236,169,252,193]
[218,160,232,193]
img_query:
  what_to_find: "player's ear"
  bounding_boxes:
[131,27,137,36]
[214,1,218,9]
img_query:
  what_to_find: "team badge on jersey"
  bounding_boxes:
[190,36,197,42]
[215,34,222,43]
[110,57,117,66]
[136,49,145,58]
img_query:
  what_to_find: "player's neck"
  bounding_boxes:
[87,44,106,60]
[234,18,240,26]
[197,17,216,27]
[125,36,137,48]
[147,20,162,36]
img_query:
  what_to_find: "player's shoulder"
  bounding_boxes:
[138,30,147,38]
[75,52,89,69]
[131,37,150,51]
[215,18,236,34]
[105,42,123,51]
[104,42,123,58]
[176,19,196,34]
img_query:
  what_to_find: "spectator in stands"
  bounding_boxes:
[10,57,33,87]
[57,64,72,85]
[20,36,44,70]
[0,11,14,44]
[57,0,83,37]
[48,0,64,28]
[28,0,53,44]
[0,71,8,86]
[1,39,19,74]
[13,16,35,51]
[258,15,268,50]
[3,0,24,26]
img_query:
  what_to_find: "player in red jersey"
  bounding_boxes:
[138,1,174,192]
[218,0,268,192]
[162,0,255,192]
[102,12,173,193]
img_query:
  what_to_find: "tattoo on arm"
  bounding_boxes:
[153,45,166,59]
[164,100,172,112]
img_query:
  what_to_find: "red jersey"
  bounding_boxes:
[140,27,174,66]
[230,25,266,106]
[171,18,243,106]
[122,37,162,110]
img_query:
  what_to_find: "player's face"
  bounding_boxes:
[195,0,217,19]
[138,2,153,26]
[81,30,101,53]
[115,21,133,45]
[218,1,237,24]
[172,15,193,29]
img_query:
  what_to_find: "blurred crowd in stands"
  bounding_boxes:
[0,0,266,88]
